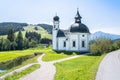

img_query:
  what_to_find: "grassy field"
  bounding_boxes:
[0,52,41,76]
[0,46,45,76]
[0,48,42,62]
[55,54,106,80]
[0,46,73,64]
[4,64,40,80]
[42,47,76,61]
[0,46,74,76]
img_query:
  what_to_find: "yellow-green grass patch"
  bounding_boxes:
[55,54,106,80]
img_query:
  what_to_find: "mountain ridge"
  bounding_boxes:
[90,31,120,40]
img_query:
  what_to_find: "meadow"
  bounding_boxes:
[55,54,106,80]
[0,46,106,80]
[42,50,76,61]
[0,47,41,62]
[0,46,74,65]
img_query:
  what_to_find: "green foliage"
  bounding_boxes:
[29,39,37,48]
[4,64,40,80]
[10,41,17,50]
[40,38,52,44]
[0,22,27,35]
[37,24,53,34]
[55,54,106,80]
[23,26,52,39]
[90,39,112,55]
[0,38,11,51]
[16,31,24,50]
[0,29,42,51]
[7,28,15,42]
[112,40,120,50]
[23,38,29,49]
[25,31,41,43]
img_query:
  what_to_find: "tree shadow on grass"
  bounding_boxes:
[87,53,102,56]
[54,50,90,55]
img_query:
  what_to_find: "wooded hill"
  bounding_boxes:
[37,24,53,34]
[0,22,28,35]
[0,22,53,36]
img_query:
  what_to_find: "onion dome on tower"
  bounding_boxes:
[53,15,59,21]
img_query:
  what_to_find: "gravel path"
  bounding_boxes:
[95,50,120,80]
[19,54,85,80]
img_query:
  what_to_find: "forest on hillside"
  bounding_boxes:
[0,22,28,35]
[37,24,53,34]
[0,22,53,35]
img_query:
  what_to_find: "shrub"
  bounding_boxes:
[112,40,120,50]
[90,39,112,55]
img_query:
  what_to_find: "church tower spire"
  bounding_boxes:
[75,8,82,23]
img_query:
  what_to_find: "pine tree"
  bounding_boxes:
[16,31,23,50]
[7,28,15,42]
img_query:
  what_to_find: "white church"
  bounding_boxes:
[52,10,90,52]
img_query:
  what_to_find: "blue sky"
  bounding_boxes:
[0,0,120,34]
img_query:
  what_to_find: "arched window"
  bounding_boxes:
[73,41,76,47]
[63,41,66,47]
[82,41,85,47]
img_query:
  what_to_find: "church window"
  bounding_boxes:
[64,41,66,47]
[82,35,85,37]
[73,41,76,47]
[82,41,85,47]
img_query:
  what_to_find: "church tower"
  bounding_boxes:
[52,15,60,50]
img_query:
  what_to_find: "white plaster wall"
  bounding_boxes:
[53,30,90,52]
[79,33,89,51]
[52,20,59,50]
[57,37,66,50]
[69,33,78,51]
[53,21,59,29]
[52,30,57,50]
[66,40,69,51]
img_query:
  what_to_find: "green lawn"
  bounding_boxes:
[4,64,40,80]
[0,50,37,63]
[42,47,76,61]
[0,46,72,64]
[55,54,106,80]
[0,46,45,62]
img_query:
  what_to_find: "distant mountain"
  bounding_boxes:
[90,31,120,40]
[37,24,53,34]
[112,38,120,42]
